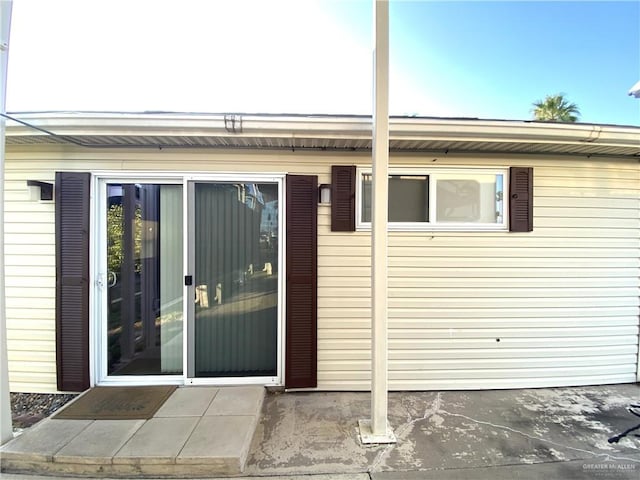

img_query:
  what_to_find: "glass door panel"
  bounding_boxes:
[190,182,278,378]
[106,183,183,376]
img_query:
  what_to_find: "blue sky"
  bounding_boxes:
[6,0,640,125]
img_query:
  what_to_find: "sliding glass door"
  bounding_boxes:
[98,176,281,385]
[188,181,280,380]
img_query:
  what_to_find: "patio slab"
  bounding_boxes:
[178,415,257,472]
[0,419,92,462]
[154,386,219,417]
[54,419,145,465]
[206,386,265,416]
[114,416,199,463]
[1,386,265,477]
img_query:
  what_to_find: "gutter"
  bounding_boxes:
[4,112,640,154]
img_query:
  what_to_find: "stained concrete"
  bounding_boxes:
[2,384,639,478]
[0,475,370,480]
[245,384,640,478]
[371,459,640,480]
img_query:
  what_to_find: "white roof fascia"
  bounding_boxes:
[5,112,640,153]
[5,112,371,139]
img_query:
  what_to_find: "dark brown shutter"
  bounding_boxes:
[285,175,318,388]
[509,167,533,232]
[55,172,91,392]
[331,165,356,232]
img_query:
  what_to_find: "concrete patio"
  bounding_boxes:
[246,384,640,479]
[1,386,265,476]
[1,383,639,479]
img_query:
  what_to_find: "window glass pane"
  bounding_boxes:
[361,174,372,222]
[361,174,429,222]
[193,182,278,377]
[106,183,183,376]
[435,173,503,223]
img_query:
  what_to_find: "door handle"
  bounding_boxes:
[107,271,117,287]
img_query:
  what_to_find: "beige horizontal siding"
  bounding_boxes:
[3,146,353,392]
[319,344,639,359]
[317,375,636,391]
[5,169,57,391]
[4,157,55,392]
[322,246,639,259]
[4,145,639,392]
[320,277,639,288]
[318,326,638,339]
[318,154,639,390]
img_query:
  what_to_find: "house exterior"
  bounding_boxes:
[4,112,640,394]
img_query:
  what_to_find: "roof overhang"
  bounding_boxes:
[4,112,640,158]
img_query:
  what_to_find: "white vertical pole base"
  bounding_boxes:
[357,419,396,445]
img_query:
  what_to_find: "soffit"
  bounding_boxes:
[5,113,640,158]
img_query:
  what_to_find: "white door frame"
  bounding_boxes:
[91,172,285,387]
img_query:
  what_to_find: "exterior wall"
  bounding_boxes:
[5,150,56,393]
[4,145,640,392]
[321,155,640,390]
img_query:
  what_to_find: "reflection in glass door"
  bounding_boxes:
[105,183,183,376]
[189,182,279,378]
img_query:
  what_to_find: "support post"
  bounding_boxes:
[0,0,14,445]
[358,0,396,445]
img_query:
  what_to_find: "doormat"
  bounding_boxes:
[53,386,177,420]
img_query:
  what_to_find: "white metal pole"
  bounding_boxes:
[0,0,14,445]
[358,0,395,444]
[371,0,389,438]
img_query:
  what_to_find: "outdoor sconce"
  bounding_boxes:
[318,184,331,204]
[27,180,54,201]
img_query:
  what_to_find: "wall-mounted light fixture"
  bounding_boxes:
[318,184,331,204]
[27,180,53,201]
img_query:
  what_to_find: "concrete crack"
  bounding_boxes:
[440,410,640,464]
[369,392,443,472]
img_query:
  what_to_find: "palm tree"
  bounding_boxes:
[532,93,580,122]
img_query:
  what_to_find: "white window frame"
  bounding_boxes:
[356,166,509,232]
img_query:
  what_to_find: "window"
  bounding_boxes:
[361,174,429,222]
[358,168,506,230]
